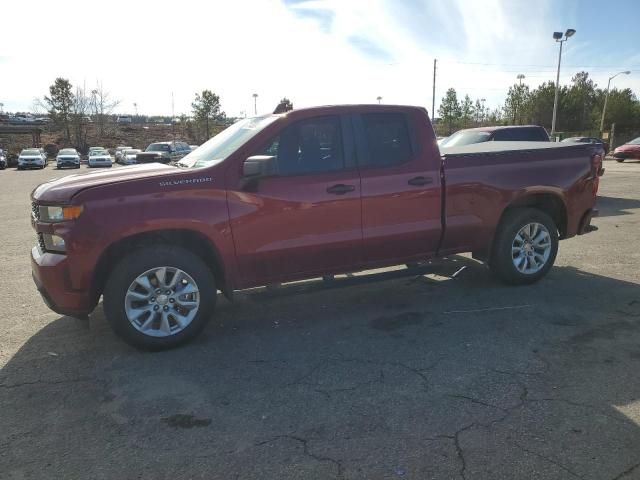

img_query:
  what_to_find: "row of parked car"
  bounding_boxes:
[4,140,201,170]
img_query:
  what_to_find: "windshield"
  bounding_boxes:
[146,144,170,152]
[628,137,640,145]
[440,131,492,148]
[179,116,280,168]
[59,149,77,155]
[125,150,141,155]
[22,149,40,155]
[90,150,108,156]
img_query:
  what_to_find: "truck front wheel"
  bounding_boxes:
[489,208,559,285]
[103,245,216,350]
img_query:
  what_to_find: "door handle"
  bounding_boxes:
[326,184,356,195]
[408,176,433,186]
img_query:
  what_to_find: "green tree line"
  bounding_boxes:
[438,71,640,136]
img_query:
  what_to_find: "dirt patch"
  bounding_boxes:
[161,414,212,429]
[370,311,423,331]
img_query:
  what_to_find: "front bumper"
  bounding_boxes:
[57,160,79,167]
[31,246,91,318]
[613,151,640,160]
[19,161,44,168]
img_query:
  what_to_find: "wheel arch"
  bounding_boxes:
[499,192,568,238]
[90,229,229,309]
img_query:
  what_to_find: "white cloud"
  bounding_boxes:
[1,0,638,117]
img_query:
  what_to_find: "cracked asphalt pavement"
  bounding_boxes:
[2,160,640,479]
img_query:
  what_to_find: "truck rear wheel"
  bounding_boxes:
[103,245,216,350]
[489,208,558,285]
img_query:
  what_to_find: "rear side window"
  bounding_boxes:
[494,128,548,141]
[262,115,345,176]
[361,113,413,167]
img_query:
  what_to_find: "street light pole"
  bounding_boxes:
[600,71,631,134]
[252,93,258,115]
[551,29,575,139]
[516,74,525,124]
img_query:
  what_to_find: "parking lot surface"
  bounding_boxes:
[1,160,640,479]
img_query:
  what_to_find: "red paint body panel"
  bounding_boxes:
[29,104,600,317]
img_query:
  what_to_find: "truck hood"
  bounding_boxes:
[32,163,176,203]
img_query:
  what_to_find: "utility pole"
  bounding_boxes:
[432,59,437,119]
[171,92,175,139]
[551,29,575,139]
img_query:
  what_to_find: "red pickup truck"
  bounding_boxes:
[30,105,603,349]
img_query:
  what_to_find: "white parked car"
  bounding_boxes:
[87,149,113,168]
[56,148,81,169]
[121,148,142,165]
[17,148,46,170]
[114,146,133,163]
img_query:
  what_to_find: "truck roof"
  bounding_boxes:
[276,104,428,119]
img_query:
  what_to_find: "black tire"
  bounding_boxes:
[489,208,559,285]
[616,159,624,163]
[103,245,216,350]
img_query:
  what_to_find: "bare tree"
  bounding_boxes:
[31,97,46,116]
[91,82,120,138]
[70,86,91,152]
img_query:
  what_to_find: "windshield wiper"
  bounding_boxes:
[169,161,188,168]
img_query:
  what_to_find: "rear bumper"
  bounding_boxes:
[31,246,91,318]
[578,208,598,235]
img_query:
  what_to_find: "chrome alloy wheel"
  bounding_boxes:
[124,267,200,337]
[511,223,552,275]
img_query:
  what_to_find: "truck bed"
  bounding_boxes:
[441,141,595,157]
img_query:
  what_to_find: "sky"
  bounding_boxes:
[1,0,639,117]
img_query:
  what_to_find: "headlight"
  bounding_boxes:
[42,234,66,253]
[40,205,84,222]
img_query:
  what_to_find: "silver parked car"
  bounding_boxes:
[87,149,113,168]
[114,146,133,164]
[121,149,142,165]
[17,148,46,170]
[56,148,81,169]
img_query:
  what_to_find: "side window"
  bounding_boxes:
[361,113,413,167]
[261,116,345,176]
[493,129,514,141]
[526,128,549,141]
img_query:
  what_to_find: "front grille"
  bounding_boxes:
[37,232,46,252]
[31,201,40,221]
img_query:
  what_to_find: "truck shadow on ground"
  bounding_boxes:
[2,257,640,479]
[597,195,640,217]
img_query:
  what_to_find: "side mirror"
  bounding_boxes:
[243,155,275,178]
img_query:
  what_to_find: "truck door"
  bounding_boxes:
[354,111,442,264]
[227,114,362,287]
